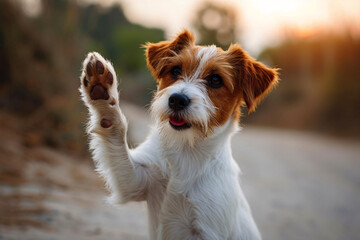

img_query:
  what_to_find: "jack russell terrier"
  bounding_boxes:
[80,30,278,240]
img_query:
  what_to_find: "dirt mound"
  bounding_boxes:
[0,104,149,240]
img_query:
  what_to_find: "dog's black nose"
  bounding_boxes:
[168,93,190,111]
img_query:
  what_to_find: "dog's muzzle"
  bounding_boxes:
[168,93,191,130]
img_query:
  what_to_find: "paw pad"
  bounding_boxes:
[83,76,89,87]
[90,84,109,100]
[106,72,113,85]
[86,62,93,76]
[101,119,112,128]
[96,60,104,74]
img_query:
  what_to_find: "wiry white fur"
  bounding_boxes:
[195,45,217,77]
[80,51,261,240]
[184,45,218,81]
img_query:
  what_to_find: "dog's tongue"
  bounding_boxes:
[169,116,186,126]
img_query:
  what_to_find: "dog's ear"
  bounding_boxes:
[227,44,279,113]
[145,30,195,81]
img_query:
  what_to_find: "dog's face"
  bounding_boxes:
[146,30,278,145]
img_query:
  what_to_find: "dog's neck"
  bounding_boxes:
[158,118,239,193]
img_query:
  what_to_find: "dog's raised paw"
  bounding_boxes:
[81,52,116,102]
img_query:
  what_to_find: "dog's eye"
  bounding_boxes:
[208,74,223,88]
[171,66,182,79]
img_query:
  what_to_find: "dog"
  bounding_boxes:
[80,30,278,240]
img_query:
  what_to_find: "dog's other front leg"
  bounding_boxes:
[79,52,149,204]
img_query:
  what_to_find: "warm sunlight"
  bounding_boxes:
[22,0,360,53]
[294,25,317,38]
[132,0,358,53]
[113,0,360,53]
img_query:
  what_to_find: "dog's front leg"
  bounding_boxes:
[79,52,149,204]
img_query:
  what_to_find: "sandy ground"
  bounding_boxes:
[0,103,359,240]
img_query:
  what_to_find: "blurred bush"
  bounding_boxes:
[0,0,164,153]
[245,30,360,137]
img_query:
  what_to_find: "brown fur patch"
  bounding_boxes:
[226,44,279,113]
[145,30,195,81]
[207,83,240,128]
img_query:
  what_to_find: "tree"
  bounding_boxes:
[192,2,240,49]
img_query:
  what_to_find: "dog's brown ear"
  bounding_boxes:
[145,30,195,80]
[227,44,279,113]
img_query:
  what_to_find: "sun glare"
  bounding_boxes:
[254,0,302,14]
[295,25,317,38]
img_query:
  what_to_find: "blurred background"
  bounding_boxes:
[0,0,359,239]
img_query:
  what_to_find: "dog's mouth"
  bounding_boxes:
[169,116,191,130]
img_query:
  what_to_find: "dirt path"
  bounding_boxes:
[0,104,359,240]
[233,128,360,240]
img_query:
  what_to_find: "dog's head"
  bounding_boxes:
[146,30,278,146]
